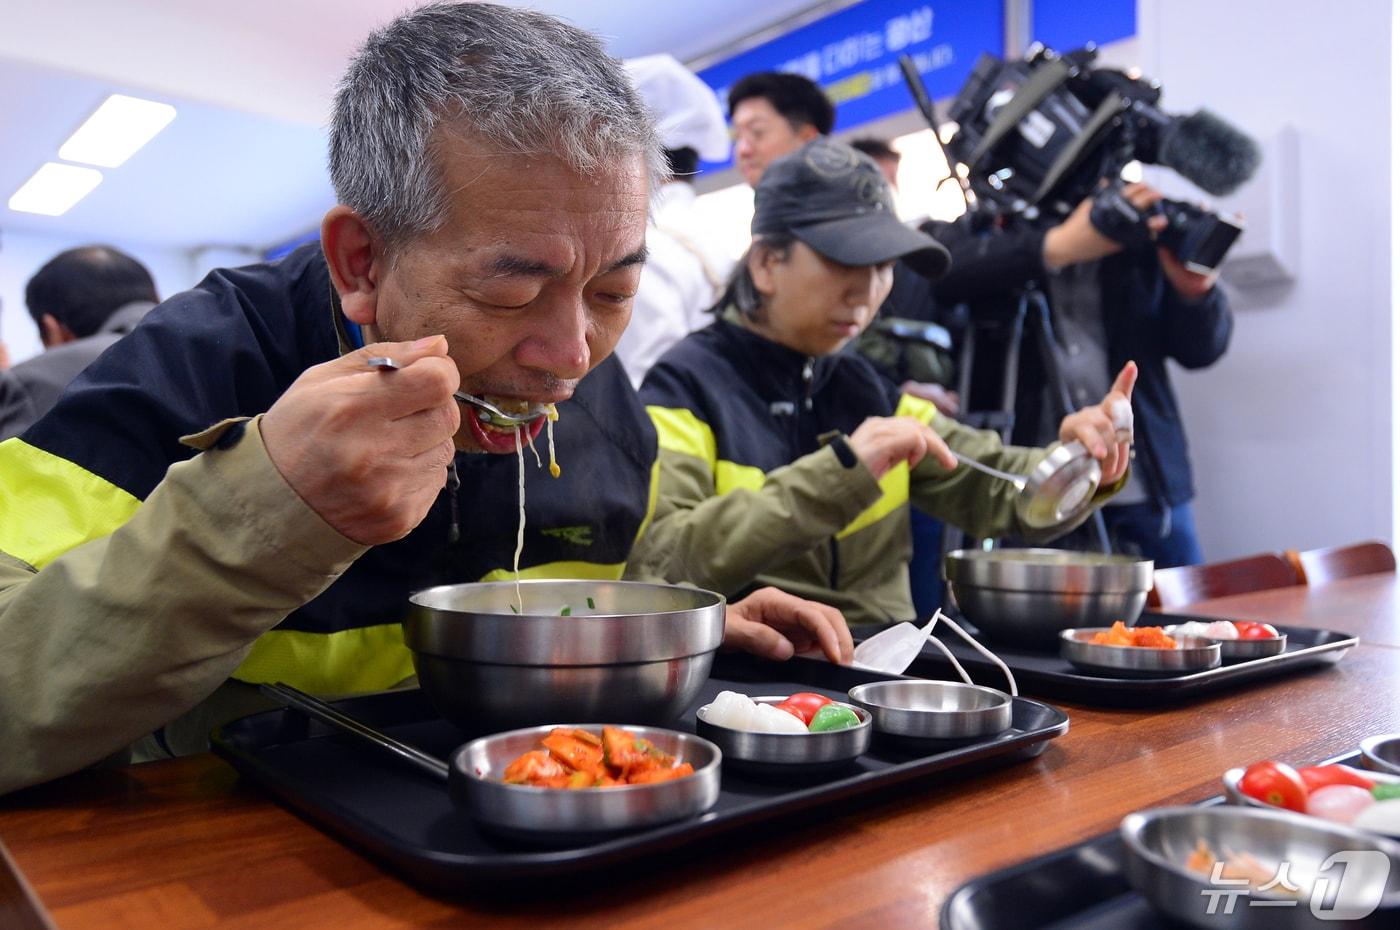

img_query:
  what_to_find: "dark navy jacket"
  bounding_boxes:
[930,220,1233,510]
[17,244,656,643]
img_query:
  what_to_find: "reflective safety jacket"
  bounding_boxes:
[0,245,656,792]
[630,313,1112,626]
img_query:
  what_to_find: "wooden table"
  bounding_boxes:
[5,576,1400,930]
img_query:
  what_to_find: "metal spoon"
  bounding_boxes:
[365,356,549,426]
[951,451,1032,490]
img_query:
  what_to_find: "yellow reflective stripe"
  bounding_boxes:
[0,438,141,569]
[647,405,716,464]
[230,623,415,695]
[715,460,765,494]
[895,393,939,425]
[476,560,626,582]
[838,461,910,539]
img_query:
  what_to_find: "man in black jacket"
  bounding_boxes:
[932,182,1232,567]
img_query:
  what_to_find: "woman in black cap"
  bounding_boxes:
[627,138,1136,632]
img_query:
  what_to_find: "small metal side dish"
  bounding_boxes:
[1218,634,1288,661]
[694,697,871,775]
[846,680,1012,741]
[1060,628,1220,677]
[1121,805,1400,929]
[1361,735,1400,777]
[453,724,721,843]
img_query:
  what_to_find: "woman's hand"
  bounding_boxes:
[1057,361,1138,485]
[723,587,854,664]
[849,415,958,479]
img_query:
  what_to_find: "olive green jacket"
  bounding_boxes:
[628,318,1118,626]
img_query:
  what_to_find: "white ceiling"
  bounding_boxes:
[0,0,822,251]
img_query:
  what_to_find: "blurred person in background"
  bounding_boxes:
[613,54,735,388]
[849,137,901,188]
[728,71,834,187]
[0,245,157,440]
[930,184,1231,567]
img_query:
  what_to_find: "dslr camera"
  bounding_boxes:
[942,45,1261,272]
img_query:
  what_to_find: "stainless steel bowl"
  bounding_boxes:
[846,680,1012,740]
[1361,736,1400,777]
[1061,628,1220,677]
[694,697,871,775]
[406,580,725,733]
[944,548,1153,647]
[451,724,721,843]
[1121,805,1400,928]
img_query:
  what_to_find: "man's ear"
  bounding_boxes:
[797,124,821,143]
[40,314,75,348]
[321,206,382,326]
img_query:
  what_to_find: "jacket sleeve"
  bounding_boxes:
[902,395,1123,543]
[624,408,884,596]
[0,417,366,795]
[925,220,1049,306]
[1156,275,1233,370]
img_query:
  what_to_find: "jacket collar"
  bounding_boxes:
[714,304,841,404]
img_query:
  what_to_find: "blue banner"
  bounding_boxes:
[1032,0,1136,56]
[697,0,1004,173]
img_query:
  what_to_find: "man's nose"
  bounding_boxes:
[516,299,590,381]
[734,135,754,159]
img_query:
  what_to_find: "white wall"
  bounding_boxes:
[1134,0,1393,558]
[0,231,259,365]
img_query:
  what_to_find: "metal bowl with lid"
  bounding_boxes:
[405,580,725,733]
[945,548,1154,648]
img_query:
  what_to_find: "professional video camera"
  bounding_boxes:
[933,46,1261,272]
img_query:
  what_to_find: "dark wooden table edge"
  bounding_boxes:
[0,837,58,930]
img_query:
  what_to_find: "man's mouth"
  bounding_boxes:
[462,396,548,454]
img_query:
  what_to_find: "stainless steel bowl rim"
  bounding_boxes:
[405,580,726,664]
[945,548,1154,593]
[846,680,1012,713]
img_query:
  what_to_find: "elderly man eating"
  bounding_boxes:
[0,1,850,796]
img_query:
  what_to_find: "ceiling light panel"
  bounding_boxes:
[8,162,104,216]
[59,94,176,168]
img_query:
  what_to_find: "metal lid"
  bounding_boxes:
[1016,441,1103,530]
[944,547,1154,593]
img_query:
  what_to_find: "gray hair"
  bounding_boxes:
[329,2,665,250]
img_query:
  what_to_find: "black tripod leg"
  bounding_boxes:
[1028,291,1111,554]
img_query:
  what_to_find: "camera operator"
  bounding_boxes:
[932,180,1232,567]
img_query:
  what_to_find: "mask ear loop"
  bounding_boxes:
[927,608,1019,697]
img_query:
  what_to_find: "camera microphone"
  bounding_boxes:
[1156,109,1261,197]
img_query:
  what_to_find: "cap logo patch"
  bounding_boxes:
[805,141,859,178]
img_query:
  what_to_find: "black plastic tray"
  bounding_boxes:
[939,752,1369,929]
[868,615,1356,707]
[211,652,1069,890]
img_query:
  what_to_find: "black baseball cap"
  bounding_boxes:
[751,138,951,279]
